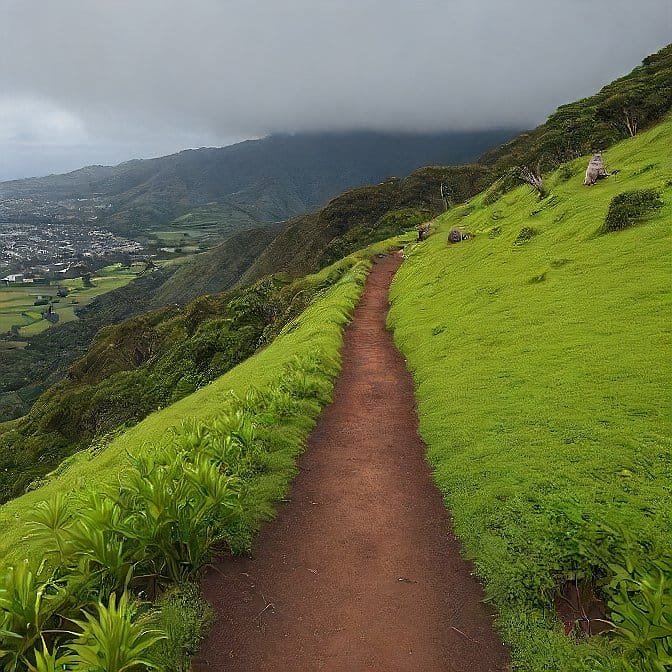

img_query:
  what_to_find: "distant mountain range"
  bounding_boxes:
[0,129,517,236]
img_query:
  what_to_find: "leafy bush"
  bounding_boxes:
[67,592,165,672]
[570,525,672,671]
[602,189,663,233]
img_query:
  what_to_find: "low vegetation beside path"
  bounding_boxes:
[0,244,403,671]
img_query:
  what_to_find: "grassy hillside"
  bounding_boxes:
[0,236,416,504]
[153,225,279,304]
[389,118,671,670]
[0,244,399,564]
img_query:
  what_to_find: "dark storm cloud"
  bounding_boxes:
[0,0,670,178]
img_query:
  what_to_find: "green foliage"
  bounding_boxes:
[68,592,165,672]
[151,584,213,672]
[602,189,663,233]
[26,641,74,672]
[389,119,671,670]
[0,561,68,671]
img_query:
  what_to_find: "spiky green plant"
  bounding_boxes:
[24,495,74,562]
[67,591,165,672]
[0,561,69,672]
[26,639,74,672]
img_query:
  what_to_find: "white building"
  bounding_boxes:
[1,273,24,284]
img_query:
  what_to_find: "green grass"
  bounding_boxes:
[388,118,672,670]
[0,237,407,671]
[0,265,137,336]
[0,238,405,567]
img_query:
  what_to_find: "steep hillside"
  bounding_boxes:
[0,226,280,421]
[480,44,672,172]
[0,129,515,236]
[2,45,668,426]
[0,47,669,672]
[240,164,492,283]
[0,236,413,503]
[389,117,671,670]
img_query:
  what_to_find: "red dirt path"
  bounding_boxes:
[194,254,509,671]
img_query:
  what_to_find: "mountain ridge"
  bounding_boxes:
[0,129,518,236]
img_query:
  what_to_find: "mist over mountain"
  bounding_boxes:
[0,129,517,236]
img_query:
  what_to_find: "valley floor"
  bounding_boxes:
[193,255,509,671]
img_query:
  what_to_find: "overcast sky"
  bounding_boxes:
[1,0,670,180]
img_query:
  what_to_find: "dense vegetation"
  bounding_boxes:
[0,227,277,422]
[0,248,390,670]
[389,117,671,671]
[0,243,411,504]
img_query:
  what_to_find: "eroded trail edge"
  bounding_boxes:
[194,254,509,672]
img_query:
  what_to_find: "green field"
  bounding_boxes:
[0,264,139,337]
[389,118,672,669]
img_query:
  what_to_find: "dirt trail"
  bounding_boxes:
[194,254,509,671]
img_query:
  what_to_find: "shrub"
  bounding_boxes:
[67,591,165,672]
[558,164,574,181]
[602,189,663,233]
[513,227,538,245]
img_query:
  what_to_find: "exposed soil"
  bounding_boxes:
[194,254,509,671]
[555,580,611,637]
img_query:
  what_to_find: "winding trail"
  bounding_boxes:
[194,254,509,671]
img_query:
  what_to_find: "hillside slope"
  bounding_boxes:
[0,241,397,563]
[0,226,279,421]
[0,130,514,236]
[389,117,671,670]
[240,164,492,283]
